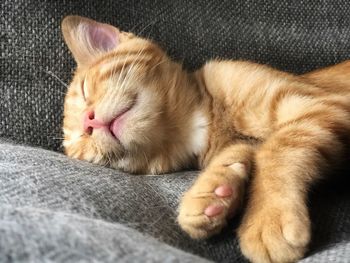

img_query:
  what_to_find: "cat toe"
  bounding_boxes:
[204,204,225,217]
[178,183,242,239]
[214,185,233,197]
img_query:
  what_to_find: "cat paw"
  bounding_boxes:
[177,163,246,239]
[238,205,310,263]
[177,184,240,239]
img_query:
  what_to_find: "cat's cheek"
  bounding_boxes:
[120,120,161,149]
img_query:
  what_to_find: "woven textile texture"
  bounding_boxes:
[2,0,350,150]
[0,140,349,262]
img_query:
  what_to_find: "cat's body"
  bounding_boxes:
[62,16,350,263]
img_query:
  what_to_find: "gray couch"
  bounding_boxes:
[1,1,349,262]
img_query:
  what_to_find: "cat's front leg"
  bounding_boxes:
[238,125,343,263]
[178,144,255,239]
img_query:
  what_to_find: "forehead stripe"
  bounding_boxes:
[97,56,156,82]
[92,46,154,68]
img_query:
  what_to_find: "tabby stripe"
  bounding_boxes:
[274,127,317,149]
[97,57,154,82]
[275,124,341,165]
[277,109,332,129]
[98,52,154,73]
[268,85,324,125]
[92,47,155,68]
[320,99,350,114]
[269,87,298,124]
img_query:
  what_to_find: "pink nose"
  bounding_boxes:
[83,111,108,135]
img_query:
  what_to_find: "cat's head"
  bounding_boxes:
[61,16,205,174]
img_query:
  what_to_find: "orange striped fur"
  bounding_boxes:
[62,16,350,263]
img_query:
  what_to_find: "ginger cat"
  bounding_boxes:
[61,16,350,263]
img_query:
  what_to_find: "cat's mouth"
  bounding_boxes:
[109,99,137,140]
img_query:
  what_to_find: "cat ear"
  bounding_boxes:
[61,15,120,66]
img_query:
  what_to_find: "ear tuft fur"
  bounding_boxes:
[61,15,119,66]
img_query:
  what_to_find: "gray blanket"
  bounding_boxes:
[1,0,350,262]
[0,140,349,262]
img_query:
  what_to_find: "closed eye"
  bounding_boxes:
[81,77,87,100]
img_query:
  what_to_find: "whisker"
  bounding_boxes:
[44,70,68,88]
[138,19,158,38]
[116,48,132,90]
[120,45,149,91]
[149,59,168,71]
[111,48,124,85]
[141,149,151,169]
[129,16,159,37]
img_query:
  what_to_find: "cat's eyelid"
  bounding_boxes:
[81,76,88,100]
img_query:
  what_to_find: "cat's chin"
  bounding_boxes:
[93,128,125,153]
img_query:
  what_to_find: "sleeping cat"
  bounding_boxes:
[61,15,350,263]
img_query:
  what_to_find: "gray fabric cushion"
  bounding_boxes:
[0,140,349,262]
[0,206,211,263]
[0,140,243,262]
[300,242,350,263]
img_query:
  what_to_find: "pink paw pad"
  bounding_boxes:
[204,205,224,217]
[214,185,233,197]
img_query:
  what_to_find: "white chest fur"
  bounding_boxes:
[189,111,208,156]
